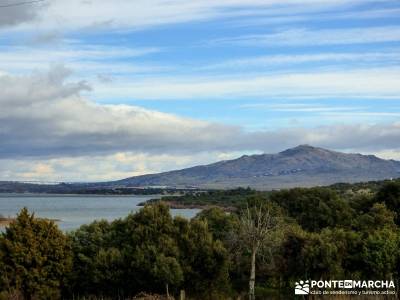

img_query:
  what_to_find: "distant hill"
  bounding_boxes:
[2,145,400,193]
[113,145,400,190]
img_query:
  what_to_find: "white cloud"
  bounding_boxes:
[0,66,248,158]
[1,0,385,31]
[0,43,161,75]
[239,103,364,113]
[228,7,400,27]
[372,149,400,161]
[0,151,246,182]
[212,26,400,47]
[92,67,400,101]
[201,52,400,70]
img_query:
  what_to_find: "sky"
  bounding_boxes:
[0,0,400,182]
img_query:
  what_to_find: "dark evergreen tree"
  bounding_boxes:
[0,208,71,300]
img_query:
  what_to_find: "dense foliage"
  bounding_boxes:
[0,208,71,300]
[147,187,260,209]
[0,180,400,299]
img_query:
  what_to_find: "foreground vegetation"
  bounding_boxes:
[0,180,400,299]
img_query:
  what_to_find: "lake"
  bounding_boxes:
[0,194,201,231]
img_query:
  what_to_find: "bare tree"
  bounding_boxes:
[239,202,283,300]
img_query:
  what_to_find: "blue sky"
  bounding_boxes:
[1,0,400,181]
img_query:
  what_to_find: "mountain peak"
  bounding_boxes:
[115,145,400,190]
[297,144,314,149]
[279,144,320,156]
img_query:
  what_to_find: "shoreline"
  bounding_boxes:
[0,193,162,198]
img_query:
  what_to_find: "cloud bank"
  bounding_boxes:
[0,66,244,158]
[1,66,400,160]
[0,66,400,180]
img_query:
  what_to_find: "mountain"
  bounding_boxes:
[113,145,400,190]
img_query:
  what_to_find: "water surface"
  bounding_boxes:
[0,194,200,231]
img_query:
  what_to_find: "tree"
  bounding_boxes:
[278,224,309,285]
[354,203,397,231]
[238,200,283,300]
[68,220,124,297]
[375,181,400,224]
[195,207,239,242]
[123,203,183,296]
[0,208,72,300]
[175,217,230,299]
[270,187,353,231]
[303,228,348,279]
[361,228,399,279]
[67,203,231,299]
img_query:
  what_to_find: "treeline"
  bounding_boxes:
[0,181,191,195]
[152,179,400,210]
[0,206,230,300]
[0,181,400,299]
[147,187,260,209]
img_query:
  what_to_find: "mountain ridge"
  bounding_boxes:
[113,145,400,190]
